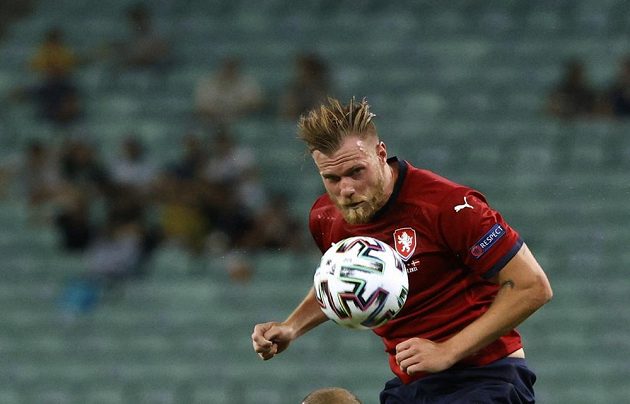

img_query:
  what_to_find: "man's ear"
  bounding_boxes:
[376,141,388,162]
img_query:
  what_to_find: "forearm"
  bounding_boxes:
[445,281,546,361]
[444,245,552,362]
[284,287,329,339]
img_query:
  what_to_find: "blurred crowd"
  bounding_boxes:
[547,58,630,120]
[10,3,628,314]
[12,126,306,283]
[7,3,333,129]
[1,4,333,314]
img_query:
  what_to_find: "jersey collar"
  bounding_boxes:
[372,156,408,221]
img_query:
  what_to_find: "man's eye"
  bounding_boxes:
[351,168,363,177]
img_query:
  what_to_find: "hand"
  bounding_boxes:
[395,338,458,375]
[251,322,295,360]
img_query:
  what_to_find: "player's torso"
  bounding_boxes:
[310,165,499,342]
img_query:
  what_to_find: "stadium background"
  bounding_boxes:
[1,0,629,403]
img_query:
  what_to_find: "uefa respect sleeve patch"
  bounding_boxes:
[470,224,506,259]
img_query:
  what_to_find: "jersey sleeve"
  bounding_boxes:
[308,196,328,253]
[437,188,523,279]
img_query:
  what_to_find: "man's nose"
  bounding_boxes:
[339,178,355,198]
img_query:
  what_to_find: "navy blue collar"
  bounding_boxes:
[372,156,407,221]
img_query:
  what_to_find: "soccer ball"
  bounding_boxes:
[313,236,409,330]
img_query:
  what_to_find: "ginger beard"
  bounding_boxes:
[329,164,388,225]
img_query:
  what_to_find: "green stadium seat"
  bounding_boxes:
[0,388,20,404]
[190,387,232,404]
[83,387,126,404]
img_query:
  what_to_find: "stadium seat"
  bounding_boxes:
[83,387,126,404]
[190,387,232,404]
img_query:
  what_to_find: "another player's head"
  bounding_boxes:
[298,97,395,225]
[302,387,362,404]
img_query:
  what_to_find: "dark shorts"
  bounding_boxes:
[380,358,536,404]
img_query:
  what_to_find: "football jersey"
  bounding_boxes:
[309,158,524,384]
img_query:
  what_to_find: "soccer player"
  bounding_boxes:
[302,387,362,404]
[252,97,553,403]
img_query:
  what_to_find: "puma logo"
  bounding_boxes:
[454,197,474,212]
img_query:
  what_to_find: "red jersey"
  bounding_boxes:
[308,158,524,384]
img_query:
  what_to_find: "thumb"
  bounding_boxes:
[264,324,289,342]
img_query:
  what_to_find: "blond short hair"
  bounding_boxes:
[302,387,362,404]
[298,97,377,154]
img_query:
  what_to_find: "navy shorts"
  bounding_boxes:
[380,358,536,404]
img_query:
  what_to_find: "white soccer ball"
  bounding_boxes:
[313,236,409,330]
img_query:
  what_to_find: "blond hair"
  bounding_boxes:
[302,387,362,404]
[298,97,377,154]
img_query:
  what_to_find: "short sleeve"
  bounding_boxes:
[309,196,329,254]
[438,189,523,279]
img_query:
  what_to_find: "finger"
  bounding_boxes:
[395,339,412,354]
[259,352,274,360]
[406,363,424,376]
[399,356,418,373]
[252,324,273,351]
[395,348,415,366]
[252,334,272,351]
[263,325,285,342]
[258,343,278,360]
[253,337,272,349]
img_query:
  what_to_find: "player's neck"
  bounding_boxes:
[384,160,399,199]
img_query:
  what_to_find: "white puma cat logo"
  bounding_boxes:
[454,197,474,212]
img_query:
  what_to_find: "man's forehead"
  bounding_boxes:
[312,139,371,171]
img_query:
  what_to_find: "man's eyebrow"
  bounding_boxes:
[321,165,364,179]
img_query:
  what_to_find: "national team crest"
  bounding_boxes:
[393,227,417,261]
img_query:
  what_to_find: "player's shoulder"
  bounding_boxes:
[311,193,332,211]
[401,163,476,207]
[309,193,337,220]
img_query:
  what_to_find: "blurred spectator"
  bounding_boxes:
[242,193,304,252]
[194,58,264,126]
[59,139,110,194]
[30,27,79,76]
[8,27,83,126]
[86,212,144,289]
[153,134,210,255]
[21,140,63,207]
[547,60,597,119]
[108,135,158,194]
[153,169,209,256]
[0,0,32,39]
[279,53,331,120]
[204,128,255,185]
[10,68,82,126]
[237,165,268,215]
[605,56,630,117]
[87,183,158,285]
[204,183,254,252]
[54,189,93,252]
[203,183,255,282]
[169,132,208,180]
[115,3,171,69]
[0,141,60,225]
[202,128,266,214]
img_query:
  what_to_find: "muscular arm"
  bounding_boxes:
[252,288,328,360]
[446,243,552,360]
[285,288,330,338]
[397,243,553,374]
